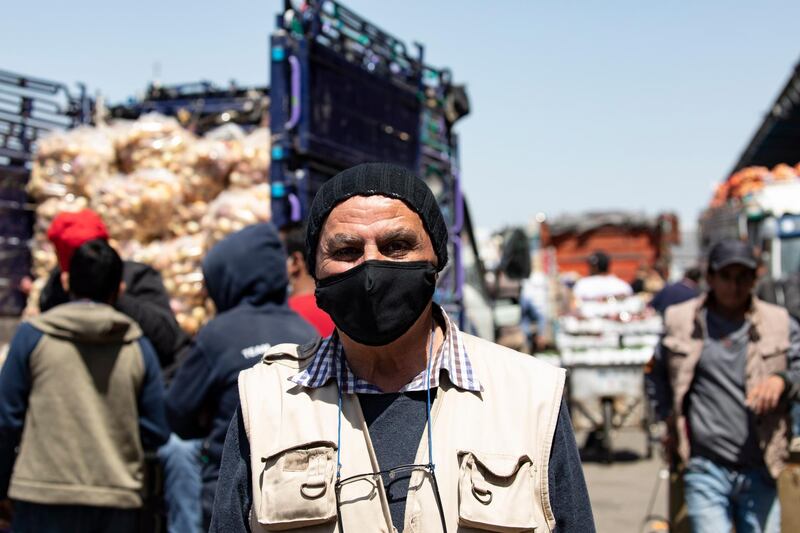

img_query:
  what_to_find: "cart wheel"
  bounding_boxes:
[602,398,614,464]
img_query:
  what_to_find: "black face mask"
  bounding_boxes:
[315,260,437,346]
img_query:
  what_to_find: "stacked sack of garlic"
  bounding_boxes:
[169,201,208,238]
[176,136,236,202]
[202,184,271,248]
[91,168,182,243]
[167,135,238,237]
[25,114,273,334]
[115,113,195,175]
[129,234,212,335]
[228,127,270,188]
[27,126,116,200]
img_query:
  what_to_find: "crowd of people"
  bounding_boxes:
[0,208,331,532]
[0,161,798,533]
[0,163,595,533]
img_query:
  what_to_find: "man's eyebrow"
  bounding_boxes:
[323,233,364,248]
[377,228,421,244]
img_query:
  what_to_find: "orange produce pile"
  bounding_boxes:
[710,163,800,208]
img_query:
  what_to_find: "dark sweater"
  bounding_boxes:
[357,391,434,528]
[210,396,595,532]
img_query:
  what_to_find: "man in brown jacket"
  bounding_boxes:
[650,239,800,533]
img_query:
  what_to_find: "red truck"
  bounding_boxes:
[541,211,681,283]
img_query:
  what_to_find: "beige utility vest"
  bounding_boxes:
[238,333,565,532]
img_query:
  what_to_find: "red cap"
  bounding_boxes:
[47,209,110,271]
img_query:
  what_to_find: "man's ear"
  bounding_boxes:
[60,271,70,294]
[119,281,127,297]
[287,251,305,275]
[295,251,309,273]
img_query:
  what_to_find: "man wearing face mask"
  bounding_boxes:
[211,163,594,532]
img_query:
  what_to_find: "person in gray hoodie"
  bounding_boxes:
[0,239,170,533]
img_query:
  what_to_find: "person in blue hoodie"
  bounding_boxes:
[166,222,317,528]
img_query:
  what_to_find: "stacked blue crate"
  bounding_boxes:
[0,70,89,315]
[268,0,471,324]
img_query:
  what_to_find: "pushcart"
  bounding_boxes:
[557,306,661,463]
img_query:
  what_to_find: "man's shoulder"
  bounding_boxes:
[239,337,321,376]
[8,321,45,353]
[122,260,160,278]
[754,297,791,320]
[460,332,564,378]
[571,276,593,291]
[199,305,317,347]
[664,296,703,324]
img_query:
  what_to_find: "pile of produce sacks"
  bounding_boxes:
[24,115,272,335]
[27,126,116,201]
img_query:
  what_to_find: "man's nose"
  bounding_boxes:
[362,243,384,262]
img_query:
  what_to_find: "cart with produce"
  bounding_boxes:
[557,295,662,462]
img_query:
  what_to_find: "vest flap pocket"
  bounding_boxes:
[661,336,690,356]
[759,338,790,359]
[457,451,538,532]
[257,441,337,530]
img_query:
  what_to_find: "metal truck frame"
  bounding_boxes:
[268,0,479,329]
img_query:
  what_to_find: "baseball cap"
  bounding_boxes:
[708,239,758,271]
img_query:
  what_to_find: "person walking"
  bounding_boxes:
[0,240,170,533]
[650,239,800,533]
[211,163,595,532]
[572,250,633,301]
[166,223,317,528]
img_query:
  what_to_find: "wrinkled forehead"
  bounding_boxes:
[320,194,427,238]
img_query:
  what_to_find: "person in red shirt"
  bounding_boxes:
[281,223,335,337]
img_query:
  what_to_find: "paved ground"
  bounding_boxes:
[579,429,669,533]
[0,317,19,346]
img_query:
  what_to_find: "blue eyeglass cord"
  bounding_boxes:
[336,323,437,482]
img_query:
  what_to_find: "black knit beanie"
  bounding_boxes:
[306,162,449,278]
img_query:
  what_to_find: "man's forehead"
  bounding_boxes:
[322,195,425,232]
[717,264,755,275]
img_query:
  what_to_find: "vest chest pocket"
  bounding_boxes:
[758,339,790,374]
[457,451,538,532]
[257,442,337,530]
[661,336,692,380]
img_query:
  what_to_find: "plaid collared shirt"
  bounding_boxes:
[290,305,482,393]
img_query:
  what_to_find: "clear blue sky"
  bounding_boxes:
[4,1,800,231]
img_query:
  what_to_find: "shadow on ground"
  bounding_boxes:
[580,446,642,464]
